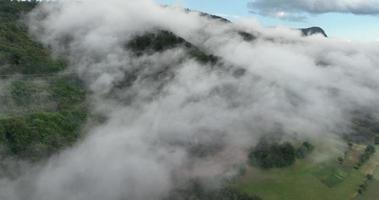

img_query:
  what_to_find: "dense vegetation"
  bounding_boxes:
[249,142,296,169]
[0,1,88,160]
[127,30,218,64]
[249,142,314,169]
[0,2,378,200]
[165,180,262,200]
[0,1,65,75]
[0,110,86,160]
[0,0,36,21]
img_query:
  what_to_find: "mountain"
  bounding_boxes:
[199,11,328,38]
[3,2,378,200]
[300,26,328,37]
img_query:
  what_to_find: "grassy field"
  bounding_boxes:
[355,145,379,200]
[375,168,379,179]
[234,145,379,200]
[235,158,365,200]
[356,180,379,200]
[235,144,379,200]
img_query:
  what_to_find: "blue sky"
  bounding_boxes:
[155,0,379,41]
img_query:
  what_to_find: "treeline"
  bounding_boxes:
[165,180,262,200]
[357,174,374,195]
[127,30,218,64]
[354,145,376,170]
[249,142,314,169]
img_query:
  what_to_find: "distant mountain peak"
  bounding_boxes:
[300,27,328,37]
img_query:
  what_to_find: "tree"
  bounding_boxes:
[249,142,296,169]
[296,142,314,159]
[375,136,379,145]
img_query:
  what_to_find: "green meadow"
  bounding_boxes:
[235,145,379,200]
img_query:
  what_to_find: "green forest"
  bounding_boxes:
[0,0,88,161]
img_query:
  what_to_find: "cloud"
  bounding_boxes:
[1,0,379,200]
[248,0,379,20]
[215,13,242,20]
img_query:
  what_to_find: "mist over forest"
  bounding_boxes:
[0,1,379,200]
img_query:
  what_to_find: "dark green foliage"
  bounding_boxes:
[10,80,36,106]
[188,48,218,64]
[375,136,379,145]
[0,1,65,75]
[127,30,218,64]
[0,111,86,160]
[49,76,87,110]
[165,180,261,200]
[295,142,314,159]
[248,141,314,169]
[0,1,88,161]
[203,188,262,200]
[1,75,87,117]
[355,145,376,169]
[366,145,376,154]
[0,75,88,160]
[127,30,186,53]
[360,145,376,163]
[0,117,30,155]
[366,174,374,181]
[337,157,344,164]
[359,145,375,163]
[357,174,374,195]
[249,142,296,169]
[0,0,36,21]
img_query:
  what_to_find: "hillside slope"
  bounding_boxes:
[1,2,378,200]
[0,1,88,161]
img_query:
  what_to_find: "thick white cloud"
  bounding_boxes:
[1,0,379,200]
[249,0,379,20]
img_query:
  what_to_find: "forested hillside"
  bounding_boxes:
[0,2,259,199]
[0,1,378,200]
[0,1,88,161]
